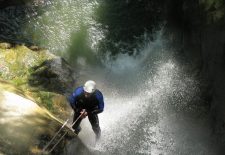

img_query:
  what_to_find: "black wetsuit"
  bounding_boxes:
[68,86,104,139]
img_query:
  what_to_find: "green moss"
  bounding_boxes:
[0,44,64,115]
[0,45,54,83]
[36,91,54,111]
[199,0,225,23]
[11,77,27,86]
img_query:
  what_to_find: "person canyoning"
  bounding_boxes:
[68,80,104,140]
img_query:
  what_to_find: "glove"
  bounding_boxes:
[80,109,88,119]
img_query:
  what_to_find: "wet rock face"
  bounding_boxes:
[198,27,225,143]
[0,0,49,45]
[29,57,76,94]
[0,5,29,44]
[0,42,12,49]
[0,44,76,95]
[164,0,225,145]
[0,0,45,8]
[0,45,76,115]
[0,81,91,154]
[0,0,28,8]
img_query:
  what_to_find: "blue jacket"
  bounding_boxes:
[68,86,104,114]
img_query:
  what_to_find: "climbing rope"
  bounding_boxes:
[42,111,85,153]
[42,119,70,153]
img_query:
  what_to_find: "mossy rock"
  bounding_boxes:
[200,0,225,24]
[0,42,12,49]
[0,44,76,117]
[28,57,75,94]
[0,80,90,154]
[0,44,55,82]
[0,44,85,154]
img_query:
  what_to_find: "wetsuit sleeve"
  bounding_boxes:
[68,87,83,110]
[92,91,104,114]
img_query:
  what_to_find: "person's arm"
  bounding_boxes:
[92,90,104,114]
[68,87,83,110]
[68,91,77,110]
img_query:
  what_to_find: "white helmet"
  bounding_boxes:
[83,80,96,93]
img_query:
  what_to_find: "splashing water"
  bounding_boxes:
[73,33,221,155]
[94,61,178,153]
[24,0,102,55]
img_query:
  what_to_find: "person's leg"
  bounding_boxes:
[72,111,82,134]
[88,113,101,140]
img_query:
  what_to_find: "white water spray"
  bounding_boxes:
[75,33,211,155]
[25,0,102,55]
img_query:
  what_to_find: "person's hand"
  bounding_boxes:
[80,109,87,119]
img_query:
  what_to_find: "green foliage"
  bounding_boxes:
[199,0,224,10]
[0,46,52,92]
[0,45,61,113]
[12,77,27,86]
[94,0,163,55]
[36,91,54,111]
[199,0,225,23]
[67,25,98,65]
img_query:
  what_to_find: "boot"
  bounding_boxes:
[73,126,81,135]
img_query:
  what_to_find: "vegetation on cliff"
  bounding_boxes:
[0,43,74,119]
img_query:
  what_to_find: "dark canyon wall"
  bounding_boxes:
[164,0,225,143]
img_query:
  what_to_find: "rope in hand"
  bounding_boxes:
[42,110,85,153]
